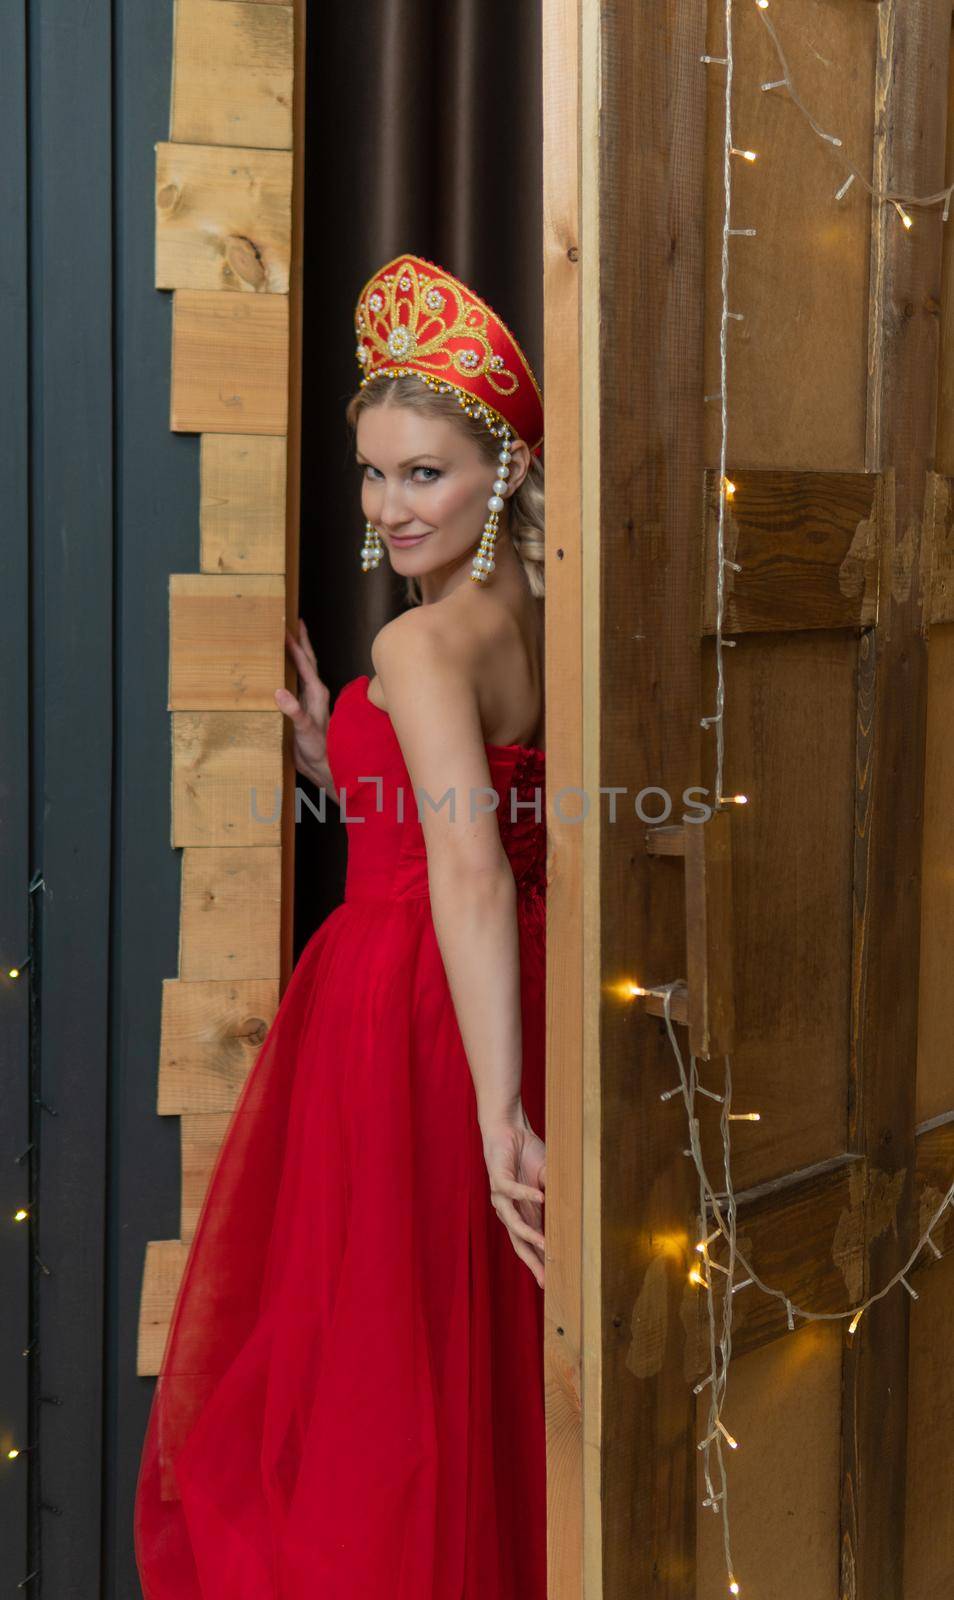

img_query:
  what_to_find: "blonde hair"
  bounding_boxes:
[345,375,545,608]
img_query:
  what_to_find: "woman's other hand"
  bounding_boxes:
[276,618,334,791]
[481,1108,546,1289]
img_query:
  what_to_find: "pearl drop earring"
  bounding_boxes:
[471,427,513,584]
[360,517,384,571]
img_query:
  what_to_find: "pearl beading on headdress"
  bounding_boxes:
[358,365,514,441]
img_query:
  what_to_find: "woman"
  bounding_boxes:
[134,252,548,1598]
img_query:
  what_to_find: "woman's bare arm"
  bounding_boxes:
[373,614,545,1268]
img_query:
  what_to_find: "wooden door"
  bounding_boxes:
[543,1,954,1595]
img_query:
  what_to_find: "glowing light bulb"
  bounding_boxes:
[622,980,649,998]
[730,1581,741,1595]
[8,967,20,979]
[728,794,748,805]
[848,1306,864,1335]
[7,1449,19,1460]
[689,1266,707,1287]
[730,147,758,162]
[724,478,736,498]
[728,1111,761,1121]
[717,1419,739,1449]
[13,1209,28,1223]
[697,1228,721,1254]
[893,201,913,229]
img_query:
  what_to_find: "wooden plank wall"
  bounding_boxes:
[579,0,954,1595]
[138,0,302,1377]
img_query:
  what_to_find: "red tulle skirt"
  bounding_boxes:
[133,885,547,1599]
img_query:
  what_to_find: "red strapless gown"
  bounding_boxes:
[133,674,547,1599]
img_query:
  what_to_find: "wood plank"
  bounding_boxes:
[693,1118,954,1362]
[178,845,282,981]
[156,141,292,293]
[171,288,289,435]
[684,809,736,1059]
[696,1325,842,1600]
[171,709,283,845]
[171,0,293,150]
[590,1,709,1592]
[902,1249,954,1596]
[279,0,305,991]
[701,470,880,635]
[926,472,954,623]
[699,630,856,1191]
[200,433,286,573]
[844,2,950,1593]
[157,974,279,1116]
[937,19,954,476]
[542,1,584,1597]
[917,619,954,1122]
[180,1110,232,1242]
[579,4,603,1593]
[703,0,877,475]
[168,572,286,710]
[137,1239,190,1376]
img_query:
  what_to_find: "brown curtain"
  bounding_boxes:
[297,0,543,948]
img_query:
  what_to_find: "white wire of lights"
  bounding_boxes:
[622,2,954,1593]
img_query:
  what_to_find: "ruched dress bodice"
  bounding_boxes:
[327,674,547,916]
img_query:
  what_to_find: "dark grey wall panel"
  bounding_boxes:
[0,2,197,1595]
[30,0,114,1591]
[106,1,199,1594]
[0,2,33,1592]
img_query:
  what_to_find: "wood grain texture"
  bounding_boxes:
[137,1239,190,1376]
[278,0,304,991]
[843,4,950,1594]
[171,0,293,149]
[701,469,880,634]
[590,1,709,1592]
[683,809,736,1060]
[696,1325,842,1600]
[156,141,292,293]
[936,33,954,476]
[157,974,279,1115]
[171,288,289,435]
[703,0,877,474]
[700,629,857,1190]
[902,1248,954,1596]
[542,1,584,1597]
[919,644,954,1123]
[200,433,287,574]
[178,844,282,981]
[171,709,283,845]
[692,1117,954,1362]
[168,573,286,710]
[179,1110,232,1242]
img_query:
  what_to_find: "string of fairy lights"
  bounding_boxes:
[619,1,954,1593]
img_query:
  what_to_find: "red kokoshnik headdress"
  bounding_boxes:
[353,253,544,457]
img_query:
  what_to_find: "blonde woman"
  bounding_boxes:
[135,254,548,1599]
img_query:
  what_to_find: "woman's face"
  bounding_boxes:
[356,404,500,569]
